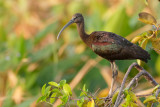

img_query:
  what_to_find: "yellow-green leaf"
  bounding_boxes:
[63,84,72,96]
[59,80,66,87]
[144,0,148,5]
[87,98,95,107]
[37,96,47,103]
[140,38,148,49]
[131,36,143,43]
[50,93,56,103]
[130,102,138,107]
[41,84,46,96]
[61,94,68,104]
[137,59,142,65]
[138,12,157,25]
[77,97,84,107]
[48,82,59,87]
[153,85,160,93]
[129,91,137,102]
[137,38,148,65]
[143,96,157,104]
[112,91,119,104]
[147,102,152,107]
[45,86,51,96]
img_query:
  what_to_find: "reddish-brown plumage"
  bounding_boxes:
[92,42,112,45]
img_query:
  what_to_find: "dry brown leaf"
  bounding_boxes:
[151,38,160,54]
[12,86,23,104]
[97,88,109,98]
[27,63,38,72]
[8,70,18,88]
[138,12,157,25]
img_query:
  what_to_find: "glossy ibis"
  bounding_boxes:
[57,13,150,96]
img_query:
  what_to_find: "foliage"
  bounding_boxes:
[121,89,138,107]
[37,80,97,107]
[37,80,160,106]
[132,12,160,65]
[37,80,71,106]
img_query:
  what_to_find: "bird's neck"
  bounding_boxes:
[76,21,89,45]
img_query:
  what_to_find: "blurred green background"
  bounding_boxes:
[0,0,160,106]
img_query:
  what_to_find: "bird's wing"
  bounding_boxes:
[90,31,133,55]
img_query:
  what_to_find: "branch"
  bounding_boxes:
[114,62,138,107]
[126,70,159,89]
[114,63,160,107]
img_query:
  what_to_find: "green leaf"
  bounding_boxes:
[138,38,148,65]
[129,102,138,107]
[140,38,148,49]
[82,84,86,91]
[77,101,82,107]
[41,84,46,96]
[45,86,51,95]
[129,91,137,102]
[63,84,72,96]
[147,102,152,107]
[153,85,160,93]
[112,91,119,104]
[122,90,138,107]
[80,84,87,96]
[50,93,57,103]
[143,96,157,104]
[51,88,60,93]
[59,80,66,87]
[77,97,84,107]
[51,88,62,97]
[57,104,64,107]
[61,94,68,104]
[37,96,47,103]
[138,12,157,25]
[48,82,59,87]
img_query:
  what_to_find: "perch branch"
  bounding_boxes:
[114,63,160,107]
[114,62,138,107]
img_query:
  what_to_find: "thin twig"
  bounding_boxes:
[114,62,138,107]
[93,88,100,97]
[136,93,152,97]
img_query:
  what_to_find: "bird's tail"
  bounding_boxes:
[133,45,151,63]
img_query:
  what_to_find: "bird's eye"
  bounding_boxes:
[74,16,77,20]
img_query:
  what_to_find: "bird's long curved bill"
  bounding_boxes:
[57,19,74,40]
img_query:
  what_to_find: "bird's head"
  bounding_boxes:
[57,13,83,40]
[72,13,83,23]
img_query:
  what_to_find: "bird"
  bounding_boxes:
[57,13,151,97]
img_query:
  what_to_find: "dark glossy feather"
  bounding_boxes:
[89,31,150,62]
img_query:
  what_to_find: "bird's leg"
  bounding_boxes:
[108,61,118,97]
[113,61,118,81]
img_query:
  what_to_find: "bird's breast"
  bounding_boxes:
[92,42,120,54]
